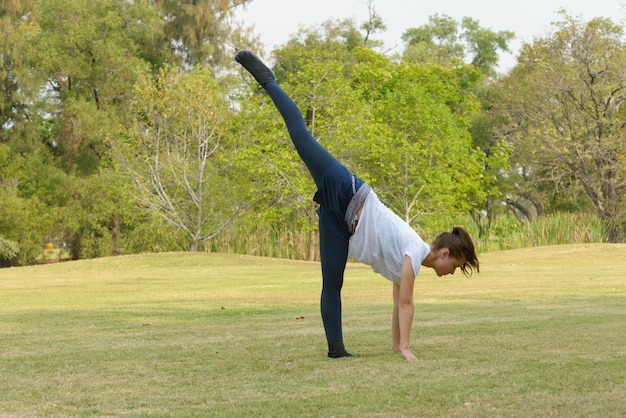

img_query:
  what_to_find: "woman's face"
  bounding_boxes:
[432,249,465,276]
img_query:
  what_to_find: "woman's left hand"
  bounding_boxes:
[400,348,417,362]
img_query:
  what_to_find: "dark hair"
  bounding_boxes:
[431,226,479,276]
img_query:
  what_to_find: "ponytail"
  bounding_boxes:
[432,227,479,276]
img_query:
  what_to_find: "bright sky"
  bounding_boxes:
[236,0,625,73]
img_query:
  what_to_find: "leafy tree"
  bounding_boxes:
[352,61,485,234]
[0,185,52,265]
[402,14,514,77]
[0,141,140,262]
[0,0,35,138]
[53,170,145,260]
[350,46,491,235]
[461,17,514,76]
[0,142,56,264]
[127,66,243,252]
[401,14,464,67]
[465,81,517,234]
[18,0,166,174]
[401,15,517,232]
[0,236,19,267]
[1,0,266,263]
[497,13,626,241]
[153,0,258,68]
[359,0,387,48]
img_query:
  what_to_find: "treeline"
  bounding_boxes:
[0,1,624,266]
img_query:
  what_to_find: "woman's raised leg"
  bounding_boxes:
[235,50,338,188]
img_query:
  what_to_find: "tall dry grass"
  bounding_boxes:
[211,212,606,260]
[467,211,606,253]
[210,221,318,260]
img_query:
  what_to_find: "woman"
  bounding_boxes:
[235,51,479,361]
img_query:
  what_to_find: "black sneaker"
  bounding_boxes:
[327,341,354,358]
[235,50,275,86]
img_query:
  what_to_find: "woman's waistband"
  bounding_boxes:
[345,180,371,233]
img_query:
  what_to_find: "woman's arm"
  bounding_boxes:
[392,283,400,352]
[392,255,417,361]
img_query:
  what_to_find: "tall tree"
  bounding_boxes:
[2,0,173,164]
[154,0,258,68]
[0,143,54,265]
[20,0,167,173]
[352,59,486,234]
[359,0,387,48]
[401,15,517,231]
[127,66,243,252]
[401,14,464,67]
[498,13,626,241]
[461,17,514,76]
[402,14,513,77]
[0,0,34,139]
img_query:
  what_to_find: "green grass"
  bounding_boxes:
[1,245,625,417]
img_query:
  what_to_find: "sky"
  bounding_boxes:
[235,0,625,73]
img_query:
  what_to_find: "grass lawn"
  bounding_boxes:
[1,244,625,417]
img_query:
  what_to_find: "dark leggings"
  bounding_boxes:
[264,82,348,344]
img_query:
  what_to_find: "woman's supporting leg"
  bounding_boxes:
[265,81,353,357]
[236,50,353,357]
[319,222,352,358]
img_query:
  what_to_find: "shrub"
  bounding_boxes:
[0,236,19,267]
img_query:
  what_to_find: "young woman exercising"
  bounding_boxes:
[235,51,479,361]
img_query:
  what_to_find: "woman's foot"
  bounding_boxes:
[235,50,275,86]
[328,341,354,358]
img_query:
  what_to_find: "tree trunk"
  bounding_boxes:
[308,229,316,262]
[111,217,122,255]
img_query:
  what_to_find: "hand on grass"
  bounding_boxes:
[393,345,417,362]
[400,348,417,362]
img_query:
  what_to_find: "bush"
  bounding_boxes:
[0,236,19,267]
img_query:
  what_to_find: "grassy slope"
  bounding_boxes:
[1,244,625,417]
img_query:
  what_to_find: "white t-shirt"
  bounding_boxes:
[348,191,431,284]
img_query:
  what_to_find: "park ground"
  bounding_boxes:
[1,244,625,416]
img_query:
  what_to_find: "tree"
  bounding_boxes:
[359,0,387,49]
[153,0,258,68]
[498,13,626,241]
[0,185,52,265]
[18,0,167,174]
[353,60,486,234]
[0,139,143,263]
[235,17,490,248]
[56,170,145,260]
[402,14,514,77]
[401,14,464,67]
[127,66,243,252]
[461,17,514,76]
[0,236,19,267]
[0,0,35,138]
[0,143,56,265]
